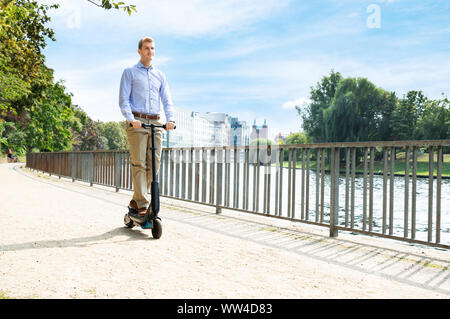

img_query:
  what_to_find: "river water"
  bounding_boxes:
[165,163,450,246]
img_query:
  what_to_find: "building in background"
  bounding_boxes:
[197,112,231,146]
[274,132,287,143]
[162,107,215,147]
[230,117,250,146]
[250,119,268,142]
[161,107,255,147]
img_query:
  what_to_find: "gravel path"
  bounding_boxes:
[1,163,449,299]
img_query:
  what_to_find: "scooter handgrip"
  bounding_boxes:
[129,122,149,128]
[128,123,175,129]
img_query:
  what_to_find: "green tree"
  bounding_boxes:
[70,105,104,151]
[298,70,342,143]
[285,132,308,145]
[23,80,74,152]
[376,91,397,141]
[87,0,137,15]
[0,0,57,117]
[0,0,65,154]
[97,121,127,150]
[415,97,450,140]
[391,91,428,140]
[323,77,393,143]
[0,120,7,148]
[281,132,308,161]
[250,138,273,146]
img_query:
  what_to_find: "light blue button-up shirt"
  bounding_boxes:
[119,61,175,122]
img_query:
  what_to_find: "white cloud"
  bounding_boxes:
[40,0,290,36]
[282,97,311,110]
[205,51,450,100]
[53,54,171,86]
[130,0,290,36]
[71,87,120,121]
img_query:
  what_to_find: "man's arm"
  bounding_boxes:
[119,68,142,128]
[119,68,135,122]
[159,72,176,130]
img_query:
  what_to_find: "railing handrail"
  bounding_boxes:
[29,139,450,154]
[162,139,450,151]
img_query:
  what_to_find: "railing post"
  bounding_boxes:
[48,153,52,176]
[115,151,121,192]
[188,148,193,200]
[71,153,76,182]
[436,146,442,244]
[216,148,223,214]
[209,149,215,205]
[329,147,339,238]
[89,152,94,186]
[201,148,207,203]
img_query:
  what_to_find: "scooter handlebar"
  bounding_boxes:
[129,122,176,130]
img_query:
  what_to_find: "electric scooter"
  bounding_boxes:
[124,122,175,239]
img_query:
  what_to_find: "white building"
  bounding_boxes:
[161,107,250,147]
[197,112,231,146]
[191,112,215,147]
[230,117,250,146]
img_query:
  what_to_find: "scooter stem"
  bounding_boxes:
[150,124,160,217]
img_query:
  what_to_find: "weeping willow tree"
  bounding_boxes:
[310,76,396,163]
[323,77,394,143]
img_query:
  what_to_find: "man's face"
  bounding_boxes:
[138,41,155,64]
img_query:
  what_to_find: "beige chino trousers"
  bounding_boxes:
[126,117,163,209]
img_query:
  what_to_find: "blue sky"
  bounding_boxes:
[39,0,450,139]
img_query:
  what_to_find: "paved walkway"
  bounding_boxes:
[1,163,449,298]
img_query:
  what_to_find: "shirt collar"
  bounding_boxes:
[137,60,153,70]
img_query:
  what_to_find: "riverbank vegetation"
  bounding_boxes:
[281,153,450,177]
[297,71,449,144]
[276,70,449,173]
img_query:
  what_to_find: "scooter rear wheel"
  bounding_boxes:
[151,219,162,239]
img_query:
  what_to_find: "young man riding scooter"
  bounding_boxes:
[119,36,176,223]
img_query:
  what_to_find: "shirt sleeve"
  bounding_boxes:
[119,68,135,122]
[159,72,176,122]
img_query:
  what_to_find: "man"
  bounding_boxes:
[7,149,15,163]
[119,36,175,221]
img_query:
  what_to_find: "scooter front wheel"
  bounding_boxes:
[151,218,162,239]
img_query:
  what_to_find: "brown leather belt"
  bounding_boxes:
[132,112,160,120]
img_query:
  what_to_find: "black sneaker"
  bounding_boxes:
[128,206,146,223]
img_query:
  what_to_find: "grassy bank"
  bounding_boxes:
[280,153,450,177]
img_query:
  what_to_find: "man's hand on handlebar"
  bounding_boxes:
[165,121,175,130]
[130,120,142,129]
[129,120,176,130]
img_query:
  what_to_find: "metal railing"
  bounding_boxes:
[26,139,450,249]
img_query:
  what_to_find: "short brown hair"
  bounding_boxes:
[138,37,154,49]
